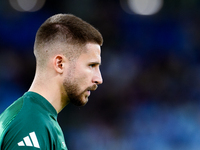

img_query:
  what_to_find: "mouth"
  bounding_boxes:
[87,90,91,96]
[85,85,98,97]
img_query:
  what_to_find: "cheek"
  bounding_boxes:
[76,70,92,85]
[71,64,93,84]
[77,73,90,84]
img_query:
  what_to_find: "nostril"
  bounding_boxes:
[94,79,103,85]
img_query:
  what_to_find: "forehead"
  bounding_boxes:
[78,43,101,62]
[86,43,101,54]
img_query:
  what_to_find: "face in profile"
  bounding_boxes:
[63,43,103,106]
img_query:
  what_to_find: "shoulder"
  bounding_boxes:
[6,95,55,135]
[1,98,57,149]
[0,92,68,150]
[2,114,56,150]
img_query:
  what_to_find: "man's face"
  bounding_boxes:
[63,43,103,106]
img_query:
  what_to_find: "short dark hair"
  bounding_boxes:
[34,14,103,66]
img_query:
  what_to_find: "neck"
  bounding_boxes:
[28,72,69,113]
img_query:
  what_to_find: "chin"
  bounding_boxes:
[71,97,88,106]
[79,97,89,106]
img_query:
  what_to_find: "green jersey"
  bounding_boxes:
[0,91,68,150]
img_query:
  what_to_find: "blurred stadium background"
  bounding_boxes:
[1,0,200,149]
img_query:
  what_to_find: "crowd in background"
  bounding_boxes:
[1,0,200,149]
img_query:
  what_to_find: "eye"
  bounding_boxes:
[89,64,96,68]
[88,62,101,69]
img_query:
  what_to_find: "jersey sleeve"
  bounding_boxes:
[1,115,67,150]
[1,118,53,150]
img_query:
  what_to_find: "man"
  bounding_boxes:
[0,13,103,149]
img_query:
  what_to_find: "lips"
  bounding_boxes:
[87,90,91,96]
[85,85,97,96]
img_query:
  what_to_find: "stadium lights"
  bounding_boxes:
[120,0,163,15]
[9,0,46,12]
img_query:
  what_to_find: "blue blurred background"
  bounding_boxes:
[1,0,200,149]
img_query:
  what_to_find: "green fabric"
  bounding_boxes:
[0,92,68,150]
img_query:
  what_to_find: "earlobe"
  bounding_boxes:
[53,55,64,74]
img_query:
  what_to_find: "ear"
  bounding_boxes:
[53,55,65,74]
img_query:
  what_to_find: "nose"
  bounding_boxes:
[93,70,103,85]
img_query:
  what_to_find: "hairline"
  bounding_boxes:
[34,40,100,69]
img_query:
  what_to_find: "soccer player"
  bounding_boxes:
[0,13,103,150]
